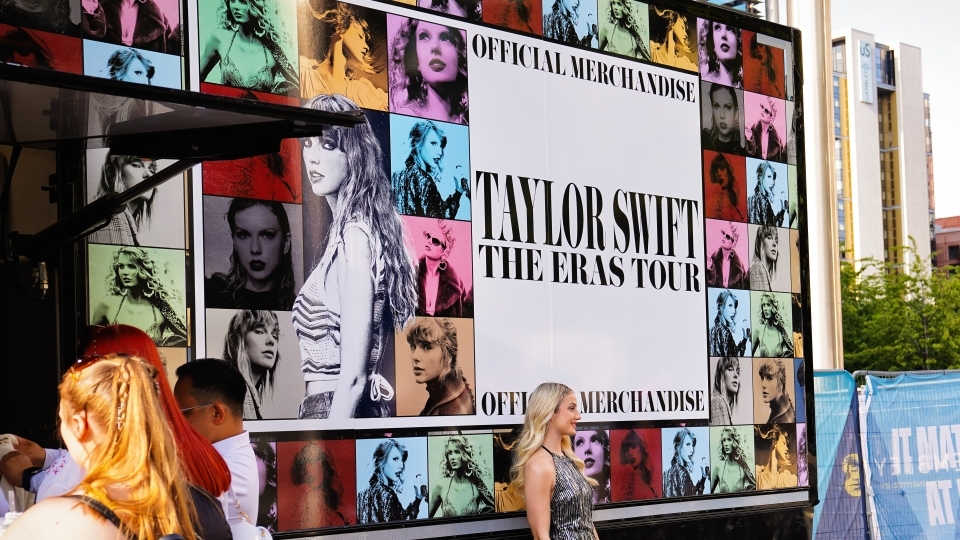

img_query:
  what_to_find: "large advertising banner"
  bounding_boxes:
[862,373,960,539]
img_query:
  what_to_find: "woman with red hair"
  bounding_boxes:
[5,325,230,502]
[82,324,232,495]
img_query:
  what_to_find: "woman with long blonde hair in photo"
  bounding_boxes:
[3,354,227,539]
[510,382,598,540]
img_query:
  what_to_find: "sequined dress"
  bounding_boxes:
[541,446,594,540]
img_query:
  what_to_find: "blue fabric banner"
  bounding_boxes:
[863,373,960,539]
[813,370,867,540]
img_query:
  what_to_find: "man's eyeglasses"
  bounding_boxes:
[423,231,446,250]
[180,403,214,414]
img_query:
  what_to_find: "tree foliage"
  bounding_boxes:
[842,241,960,372]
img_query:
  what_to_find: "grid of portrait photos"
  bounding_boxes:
[0,0,810,533]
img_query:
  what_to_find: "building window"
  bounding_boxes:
[949,245,960,261]
[833,40,846,73]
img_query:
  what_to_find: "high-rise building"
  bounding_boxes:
[832,31,933,267]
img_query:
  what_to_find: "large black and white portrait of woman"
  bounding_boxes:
[427,435,494,517]
[748,224,791,292]
[356,437,428,523]
[295,94,418,420]
[708,288,752,357]
[746,158,788,226]
[203,196,303,311]
[199,0,299,95]
[750,291,794,359]
[81,0,181,54]
[387,15,469,125]
[391,119,471,221]
[85,149,185,249]
[661,427,710,497]
[298,0,388,110]
[709,426,755,493]
[88,244,186,347]
[700,83,745,156]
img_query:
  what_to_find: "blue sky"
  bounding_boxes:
[831,0,960,217]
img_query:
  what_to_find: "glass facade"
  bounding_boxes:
[833,40,846,74]
[876,44,895,87]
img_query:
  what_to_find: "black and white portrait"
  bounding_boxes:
[709,426,755,493]
[296,94,417,420]
[754,424,798,490]
[251,436,279,531]
[85,149,185,249]
[427,434,494,517]
[356,437,428,523]
[204,307,304,419]
[709,356,753,426]
[748,224,791,293]
[750,291,794,359]
[700,83,745,156]
[708,288,752,358]
[203,195,303,311]
[752,357,796,424]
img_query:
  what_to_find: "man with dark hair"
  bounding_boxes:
[174,358,258,525]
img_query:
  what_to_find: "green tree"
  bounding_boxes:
[841,240,960,372]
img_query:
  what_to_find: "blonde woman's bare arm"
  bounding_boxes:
[524,451,556,540]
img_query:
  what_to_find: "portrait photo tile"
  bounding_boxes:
[743,91,787,164]
[709,425,755,494]
[797,423,809,487]
[395,316,476,417]
[790,228,800,293]
[492,429,525,512]
[597,0,649,61]
[745,157,789,226]
[158,346,186,392]
[0,0,81,37]
[753,423,798,490]
[297,0,389,109]
[277,438,357,530]
[87,243,187,348]
[574,427,612,504]
[204,308,304,420]
[746,224,791,293]
[251,435,280,531]
[742,30,785,99]
[749,290,794,359]
[700,83,746,156]
[707,287,752,358]
[401,215,474,318]
[482,0,542,35]
[417,0,482,23]
[355,436,430,522]
[81,0,181,56]
[0,23,82,73]
[202,195,304,312]
[703,150,747,223]
[390,114,472,221]
[82,39,182,88]
[648,4,696,71]
[426,433,495,517]
[786,100,797,165]
[197,0,300,96]
[696,18,741,88]
[752,357,797,425]
[660,426,711,496]
[386,15,470,125]
[542,0,599,49]
[788,164,798,228]
[85,148,186,249]
[792,293,803,359]
[708,356,753,426]
[705,218,750,291]
[610,428,661,502]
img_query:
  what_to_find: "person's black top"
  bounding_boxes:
[62,486,230,540]
[205,274,292,311]
[702,129,744,155]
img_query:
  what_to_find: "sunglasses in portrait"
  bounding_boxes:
[721,230,736,243]
[423,231,446,250]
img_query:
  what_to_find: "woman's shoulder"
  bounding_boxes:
[208,28,232,46]
[4,497,120,538]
